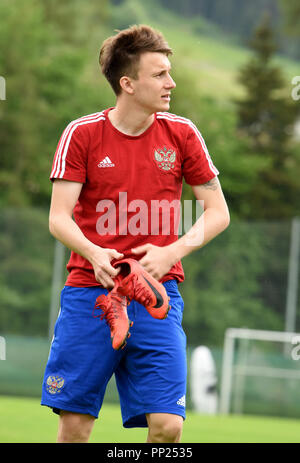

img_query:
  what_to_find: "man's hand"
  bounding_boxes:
[131,243,176,281]
[88,246,124,289]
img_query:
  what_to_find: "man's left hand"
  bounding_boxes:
[131,243,176,280]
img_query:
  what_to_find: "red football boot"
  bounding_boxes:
[93,276,133,350]
[113,258,171,320]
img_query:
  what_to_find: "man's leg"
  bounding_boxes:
[146,413,183,443]
[57,411,95,443]
[41,287,124,442]
[116,280,186,432]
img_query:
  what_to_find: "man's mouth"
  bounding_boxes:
[161,94,170,101]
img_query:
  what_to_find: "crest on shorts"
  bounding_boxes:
[46,375,65,395]
[154,146,176,172]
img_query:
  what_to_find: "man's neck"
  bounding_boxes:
[108,101,155,136]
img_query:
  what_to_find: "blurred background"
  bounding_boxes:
[0,0,300,426]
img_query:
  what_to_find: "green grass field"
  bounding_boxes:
[1,396,300,443]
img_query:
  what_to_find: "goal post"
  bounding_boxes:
[219,328,300,415]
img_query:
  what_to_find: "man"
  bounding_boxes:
[41,25,230,443]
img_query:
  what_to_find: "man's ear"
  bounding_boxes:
[119,76,135,95]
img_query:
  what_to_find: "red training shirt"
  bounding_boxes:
[50,108,219,287]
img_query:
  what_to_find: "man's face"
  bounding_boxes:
[130,52,176,113]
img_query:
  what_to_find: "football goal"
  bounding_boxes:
[219,328,300,417]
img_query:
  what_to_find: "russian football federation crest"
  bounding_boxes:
[154,146,176,172]
[46,375,65,395]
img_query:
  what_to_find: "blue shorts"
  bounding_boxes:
[41,279,187,428]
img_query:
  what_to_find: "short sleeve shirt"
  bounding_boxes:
[50,108,219,286]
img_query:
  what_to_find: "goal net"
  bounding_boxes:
[219,328,300,418]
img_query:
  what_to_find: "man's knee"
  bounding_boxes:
[147,413,183,443]
[57,411,95,443]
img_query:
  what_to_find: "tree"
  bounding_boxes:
[235,15,300,219]
[0,0,111,207]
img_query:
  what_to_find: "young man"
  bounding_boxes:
[41,25,230,443]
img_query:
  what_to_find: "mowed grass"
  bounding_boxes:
[1,396,300,443]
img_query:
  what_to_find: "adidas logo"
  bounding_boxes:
[176,395,186,407]
[98,156,115,168]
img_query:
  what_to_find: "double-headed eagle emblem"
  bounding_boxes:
[154,146,176,171]
[46,375,65,395]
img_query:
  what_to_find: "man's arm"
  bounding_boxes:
[132,176,230,279]
[49,179,123,288]
[176,176,230,258]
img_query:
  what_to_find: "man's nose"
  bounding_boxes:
[166,74,176,89]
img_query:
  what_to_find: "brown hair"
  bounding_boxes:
[99,24,172,95]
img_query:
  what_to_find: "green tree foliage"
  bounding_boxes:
[235,16,300,219]
[181,222,287,346]
[0,209,53,336]
[0,0,110,207]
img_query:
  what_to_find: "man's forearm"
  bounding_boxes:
[49,213,97,262]
[168,206,230,263]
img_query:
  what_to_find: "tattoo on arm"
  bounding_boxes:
[202,177,219,190]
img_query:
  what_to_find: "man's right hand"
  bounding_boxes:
[88,246,124,289]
